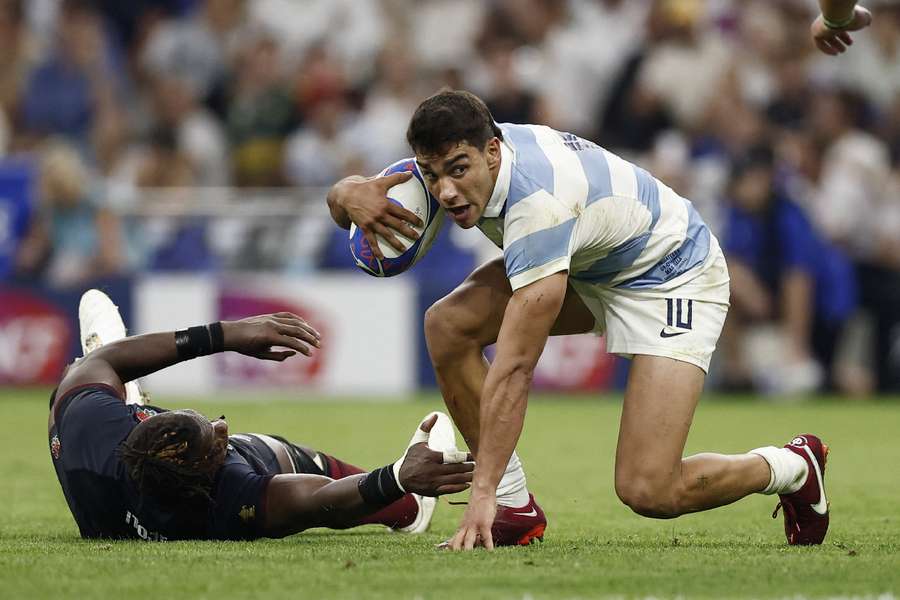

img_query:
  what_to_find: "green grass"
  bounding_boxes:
[1,388,899,599]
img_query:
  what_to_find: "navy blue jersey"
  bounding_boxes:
[49,385,282,541]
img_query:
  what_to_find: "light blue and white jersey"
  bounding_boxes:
[478,123,717,292]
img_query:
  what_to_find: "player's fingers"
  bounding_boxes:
[419,414,438,433]
[815,38,834,54]
[272,315,320,339]
[818,37,839,55]
[387,202,424,228]
[853,7,872,29]
[463,527,479,551]
[838,31,853,45]
[258,350,296,361]
[435,472,474,487]
[373,223,406,253]
[435,461,475,474]
[381,214,420,241]
[449,529,465,551]
[482,526,494,551]
[272,311,305,320]
[435,483,470,495]
[443,449,470,464]
[272,335,312,356]
[277,324,321,348]
[377,170,413,189]
[362,229,384,260]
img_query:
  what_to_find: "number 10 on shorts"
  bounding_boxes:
[666,298,693,330]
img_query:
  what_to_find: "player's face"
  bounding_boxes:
[417,138,502,229]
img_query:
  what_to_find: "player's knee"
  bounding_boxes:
[615,475,680,519]
[424,298,474,360]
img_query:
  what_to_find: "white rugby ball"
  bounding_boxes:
[349,158,445,277]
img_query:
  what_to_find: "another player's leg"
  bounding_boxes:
[78,289,146,405]
[614,355,828,544]
[424,258,594,545]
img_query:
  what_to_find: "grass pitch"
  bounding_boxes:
[1,389,899,600]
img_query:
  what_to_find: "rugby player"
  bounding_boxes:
[327,90,830,550]
[49,290,473,541]
[811,0,872,55]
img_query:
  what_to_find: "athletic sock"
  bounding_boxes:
[321,453,366,479]
[749,446,809,495]
[357,494,419,529]
[496,451,530,508]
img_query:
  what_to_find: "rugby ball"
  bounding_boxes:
[349,158,445,277]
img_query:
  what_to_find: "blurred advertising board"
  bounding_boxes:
[0,279,132,385]
[135,274,417,396]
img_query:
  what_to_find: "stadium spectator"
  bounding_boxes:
[226,35,297,186]
[19,0,124,152]
[149,74,229,186]
[140,0,249,108]
[15,140,124,287]
[720,146,857,394]
[805,88,900,392]
[1,0,897,395]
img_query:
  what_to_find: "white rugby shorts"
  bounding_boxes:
[569,238,730,373]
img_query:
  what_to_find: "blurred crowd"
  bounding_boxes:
[0,0,898,394]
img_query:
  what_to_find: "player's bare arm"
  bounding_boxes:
[326,170,422,259]
[264,417,474,538]
[449,271,568,551]
[55,313,320,406]
[811,0,872,55]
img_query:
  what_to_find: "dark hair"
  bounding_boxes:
[406,89,503,156]
[118,412,218,506]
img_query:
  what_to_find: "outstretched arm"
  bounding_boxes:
[811,0,872,55]
[263,417,475,537]
[449,272,568,551]
[55,313,320,402]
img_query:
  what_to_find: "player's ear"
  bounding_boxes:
[485,137,501,169]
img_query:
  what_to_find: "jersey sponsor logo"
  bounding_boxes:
[50,434,61,459]
[125,511,167,541]
[239,505,256,523]
[661,298,693,338]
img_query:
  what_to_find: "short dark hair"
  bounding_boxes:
[118,412,218,506]
[406,89,503,156]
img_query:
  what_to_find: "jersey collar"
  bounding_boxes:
[482,138,514,219]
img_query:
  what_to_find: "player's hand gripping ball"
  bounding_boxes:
[349,159,445,277]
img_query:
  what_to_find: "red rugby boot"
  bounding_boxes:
[491,494,547,546]
[773,434,830,545]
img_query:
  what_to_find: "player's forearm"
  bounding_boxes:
[473,360,532,494]
[264,474,372,537]
[326,175,367,229]
[86,332,199,383]
[819,0,857,21]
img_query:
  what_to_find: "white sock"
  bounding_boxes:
[749,446,808,495]
[496,451,530,508]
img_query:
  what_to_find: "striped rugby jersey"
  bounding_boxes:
[477,123,714,292]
